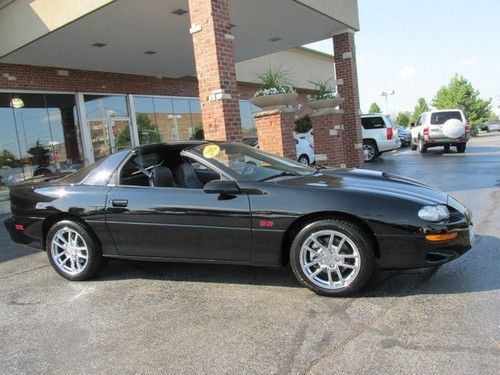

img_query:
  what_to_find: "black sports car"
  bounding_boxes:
[4,141,474,296]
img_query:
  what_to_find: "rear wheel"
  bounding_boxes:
[362,140,379,162]
[418,138,427,153]
[444,145,450,152]
[456,143,466,153]
[410,142,417,151]
[46,220,105,281]
[290,219,375,296]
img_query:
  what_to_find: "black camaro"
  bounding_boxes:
[4,141,474,296]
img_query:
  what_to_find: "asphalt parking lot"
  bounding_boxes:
[1,133,499,374]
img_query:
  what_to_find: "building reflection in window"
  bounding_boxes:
[0,93,83,187]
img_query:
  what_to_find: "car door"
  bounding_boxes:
[104,152,252,262]
[105,185,252,262]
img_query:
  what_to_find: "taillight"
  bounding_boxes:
[386,128,393,140]
[465,124,470,133]
[15,224,24,231]
[423,127,429,136]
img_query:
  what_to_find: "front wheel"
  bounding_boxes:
[290,219,375,296]
[46,220,105,281]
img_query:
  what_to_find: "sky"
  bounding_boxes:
[305,0,500,115]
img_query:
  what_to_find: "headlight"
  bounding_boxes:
[418,205,450,222]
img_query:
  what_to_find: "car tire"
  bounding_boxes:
[290,219,375,296]
[456,143,466,153]
[418,138,427,153]
[410,142,417,151]
[46,220,105,281]
[444,145,450,152]
[298,154,310,165]
[362,140,379,162]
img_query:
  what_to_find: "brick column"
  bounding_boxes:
[310,109,345,167]
[253,109,296,160]
[188,0,242,141]
[333,31,364,168]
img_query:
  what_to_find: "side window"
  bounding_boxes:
[416,115,423,126]
[119,152,160,186]
[361,117,385,130]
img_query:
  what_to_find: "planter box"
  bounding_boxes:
[309,97,343,110]
[250,92,298,109]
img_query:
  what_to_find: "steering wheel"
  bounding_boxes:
[130,160,164,177]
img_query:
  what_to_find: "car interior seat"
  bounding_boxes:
[149,165,176,187]
[174,161,204,188]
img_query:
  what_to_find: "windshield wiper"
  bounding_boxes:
[259,171,299,182]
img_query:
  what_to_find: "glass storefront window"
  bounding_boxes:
[83,95,131,160]
[0,93,83,187]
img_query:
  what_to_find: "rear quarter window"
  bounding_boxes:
[361,117,385,130]
[430,111,463,124]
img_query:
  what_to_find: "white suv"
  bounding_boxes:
[410,109,469,153]
[361,114,401,162]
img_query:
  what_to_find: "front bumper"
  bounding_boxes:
[378,199,473,269]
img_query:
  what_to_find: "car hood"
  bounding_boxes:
[274,168,448,204]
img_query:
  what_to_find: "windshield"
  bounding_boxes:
[188,142,315,182]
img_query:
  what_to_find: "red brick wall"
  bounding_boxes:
[254,110,297,160]
[333,32,364,168]
[188,0,242,141]
[310,111,345,167]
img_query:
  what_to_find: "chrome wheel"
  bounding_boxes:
[50,227,89,276]
[298,155,309,165]
[299,230,361,290]
[363,144,375,161]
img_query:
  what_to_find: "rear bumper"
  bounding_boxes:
[4,216,43,249]
[377,220,473,269]
[378,139,401,153]
[423,135,469,146]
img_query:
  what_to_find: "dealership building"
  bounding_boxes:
[0,0,363,183]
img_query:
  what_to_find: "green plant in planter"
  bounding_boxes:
[294,115,312,133]
[254,65,295,97]
[308,78,339,101]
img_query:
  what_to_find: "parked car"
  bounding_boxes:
[396,125,411,146]
[243,136,316,165]
[480,122,500,132]
[361,114,401,162]
[410,109,470,153]
[4,141,474,296]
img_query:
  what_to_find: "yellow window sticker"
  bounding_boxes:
[203,144,221,159]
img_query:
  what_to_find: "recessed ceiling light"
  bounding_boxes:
[92,42,106,47]
[171,8,188,15]
[144,50,157,55]
[268,37,281,42]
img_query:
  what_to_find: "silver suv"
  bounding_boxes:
[410,109,470,153]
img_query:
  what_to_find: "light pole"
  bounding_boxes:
[381,90,395,113]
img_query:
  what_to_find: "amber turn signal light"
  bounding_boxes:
[425,232,458,242]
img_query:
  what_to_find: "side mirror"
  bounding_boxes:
[203,179,240,195]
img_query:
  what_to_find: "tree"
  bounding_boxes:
[410,97,430,125]
[395,111,411,127]
[116,114,161,148]
[488,111,498,122]
[0,149,20,168]
[368,102,382,113]
[432,74,491,126]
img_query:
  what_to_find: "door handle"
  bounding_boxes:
[111,199,128,207]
